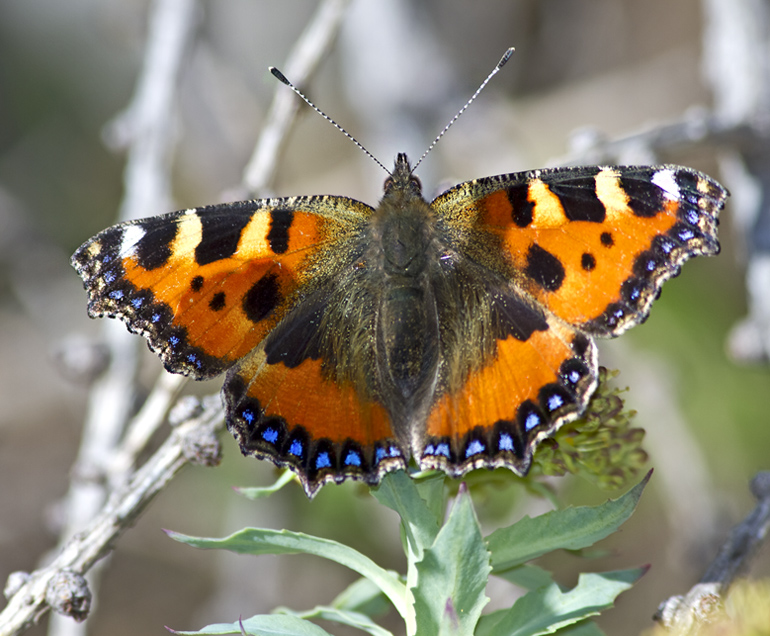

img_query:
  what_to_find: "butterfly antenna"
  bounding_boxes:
[412,47,514,172]
[270,67,391,176]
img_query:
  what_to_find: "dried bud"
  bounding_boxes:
[45,570,91,622]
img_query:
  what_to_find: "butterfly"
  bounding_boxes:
[72,148,727,497]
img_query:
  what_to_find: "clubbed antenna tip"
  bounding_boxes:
[269,67,289,85]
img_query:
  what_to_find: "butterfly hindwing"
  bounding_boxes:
[225,344,406,498]
[422,309,597,477]
[221,278,407,496]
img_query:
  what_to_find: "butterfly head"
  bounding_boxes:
[384,153,423,200]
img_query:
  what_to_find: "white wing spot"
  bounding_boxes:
[651,169,680,201]
[120,225,146,257]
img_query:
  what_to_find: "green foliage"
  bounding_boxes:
[532,368,648,490]
[475,569,646,636]
[410,486,491,635]
[168,469,649,636]
[487,472,649,572]
[234,470,295,499]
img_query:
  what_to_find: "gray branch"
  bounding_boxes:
[0,401,223,636]
[242,0,353,195]
[655,472,770,630]
[46,2,200,636]
[0,1,353,635]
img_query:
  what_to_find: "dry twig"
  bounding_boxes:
[0,1,352,635]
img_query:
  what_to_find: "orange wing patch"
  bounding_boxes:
[421,317,597,477]
[71,199,366,379]
[224,348,404,497]
[435,165,722,337]
[122,256,291,362]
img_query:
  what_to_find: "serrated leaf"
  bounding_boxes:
[169,613,332,635]
[487,472,649,572]
[412,486,491,636]
[276,606,393,636]
[475,568,646,636]
[166,528,407,618]
[494,564,555,591]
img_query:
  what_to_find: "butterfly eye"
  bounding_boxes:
[409,176,422,190]
[383,176,394,189]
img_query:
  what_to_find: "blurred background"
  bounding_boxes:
[1,0,768,634]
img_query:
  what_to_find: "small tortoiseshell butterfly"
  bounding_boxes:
[72,53,727,497]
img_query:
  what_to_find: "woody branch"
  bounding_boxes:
[0,1,351,635]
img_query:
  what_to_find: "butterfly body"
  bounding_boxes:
[73,153,727,497]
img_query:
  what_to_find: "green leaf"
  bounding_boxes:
[235,471,295,499]
[276,606,394,636]
[169,613,332,635]
[494,564,555,591]
[412,486,491,636]
[371,470,441,561]
[475,568,646,636]
[329,577,390,617]
[553,620,606,636]
[166,528,407,619]
[414,472,449,525]
[487,472,649,572]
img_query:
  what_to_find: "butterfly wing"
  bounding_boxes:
[71,196,372,379]
[421,303,597,478]
[423,165,727,476]
[435,165,725,335]
[73,194,412,495]
[224,336,406,498]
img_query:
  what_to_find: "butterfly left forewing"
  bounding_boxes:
[71,196,371,379]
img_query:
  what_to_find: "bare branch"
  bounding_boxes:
[558,109,745,167]
[104,0,201,222]
[242,0,353,195]
[105,372,188,487]
[1,1,200,635]
[699,472,770,588]
[45,2,201,635]
[0,402,223,636]
[1,2,355,634]
[655,472,770,630]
